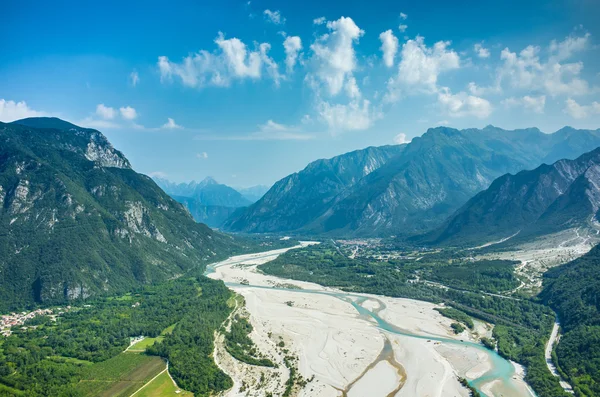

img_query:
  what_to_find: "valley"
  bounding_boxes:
[207,244,535,397]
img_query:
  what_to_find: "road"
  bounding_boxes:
[544,320,574,394]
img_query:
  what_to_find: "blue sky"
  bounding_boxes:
[1,0,600,187]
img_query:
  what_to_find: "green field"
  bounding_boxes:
[76,353,165,397]
[129,324,178,352]
[136,371,193,397]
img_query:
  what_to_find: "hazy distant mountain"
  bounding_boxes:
[154,177,251,227]
[236,185,270,203]
[154,177,251,208]
[225,126,600,237]
[420,147,600,246]
[223,145,406,233]
[0,118,241,310]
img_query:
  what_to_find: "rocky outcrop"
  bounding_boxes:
[85,134,131,169]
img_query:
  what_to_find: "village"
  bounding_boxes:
[1,307,66,337]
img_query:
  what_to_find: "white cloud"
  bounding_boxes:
[550,33,590,62]
[162,118,183,129]
[313,16,326,25]
[398,24,408,33]
[196,152,208,159]
[386,36,460,101]
[497,33,591,97]
[379,30,399,68]
[393,132,411,144]
[318,99,380,132]
[158,32,280,88]
[96,104,116,120]
[130,71,140,87]
[283,36,302,72]
[501,95,546,114]
[466,81,498,96]
[399,12,408,20]
[264,9,285,25]
[437,87,492,118]
[474,43,490,58]
[309,16,364,96]
[563,98,600,119]
[0,99,48,122]
[148,171,168,179]
[196,120,314,141]
[79,118,121,129]
[119,106,137,120]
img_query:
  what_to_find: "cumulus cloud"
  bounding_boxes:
[379,30,399,68]
[393,133,411,144]
[550,33,590,62]
[158,32,280,88]
[313,16,326,25]
[0,99,48,122]
[399,12,408,19]
[309,16,364,96]
[497,33,591,97]
[386,36,460,101]
[162,118,183,129]
[119,106,137,120]
[96,104,116,119]
[196,152,208,159]
[563,98,600,119]
[501,95,546,114]
[437,87,492,118]
[130,71,139,87]
[318,99,380,132]
[474,43,490,58]
[264,9,285,25]
[283,36,302,72]
[398,24,408,33]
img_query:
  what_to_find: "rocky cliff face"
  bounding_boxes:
[0,118,240,310]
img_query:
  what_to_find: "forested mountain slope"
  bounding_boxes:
[0,118,242,310]
[541,243,600,395]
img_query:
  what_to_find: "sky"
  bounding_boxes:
[1,0,600,187]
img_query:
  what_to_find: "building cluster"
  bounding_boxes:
[1,308,54,337]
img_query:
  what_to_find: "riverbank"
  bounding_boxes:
[207,244,535,397]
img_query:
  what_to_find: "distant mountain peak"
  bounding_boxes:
[199,176,218,186]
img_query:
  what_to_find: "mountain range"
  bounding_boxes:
[153,177,266,228]
[225,126,600,237]
[0,118,243,310]
[420,147,600,246]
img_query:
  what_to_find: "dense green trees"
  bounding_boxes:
[541,244,600,396]
[0,276,234,396]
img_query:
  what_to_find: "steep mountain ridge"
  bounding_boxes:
[223,145,405,233]
[421,147,600,246]
[0,118,241,310]
[226,125,600,236]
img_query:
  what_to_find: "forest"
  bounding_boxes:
[0,275,234,396]
[541,244,600,396]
